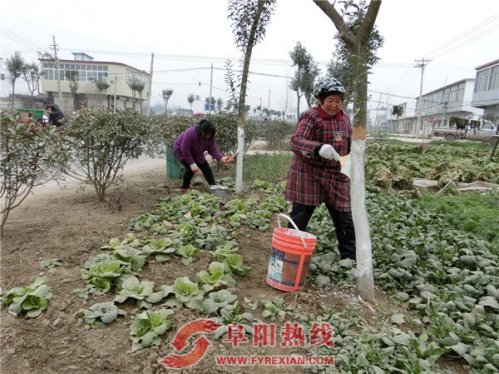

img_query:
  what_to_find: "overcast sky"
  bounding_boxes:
[1,0,498,114]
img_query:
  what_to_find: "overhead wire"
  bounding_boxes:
[424,14,498,59]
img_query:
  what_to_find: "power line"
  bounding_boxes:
[424,14,499,59]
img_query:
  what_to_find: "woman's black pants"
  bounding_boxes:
[288,202,356,261]
[181,161,216,189]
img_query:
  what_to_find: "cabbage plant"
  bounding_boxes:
[81,259,129,293]
[223,254,251,276]
[202,290,238,314]
[142,238,177,262]
[176,244,201,265]
[1,276,53,318]
[130,308,174,351]
[77,301,126,328]
[114,274,155,308]
[113,246,146,272]
[197,261,235,292]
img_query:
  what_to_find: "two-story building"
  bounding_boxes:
[39,53,150,112]
[471,59,499,122]
[390,78,483,135]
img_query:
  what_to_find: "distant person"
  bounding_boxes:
[46,105,67,127]
[284,76,356,261]
[173,119,232,193]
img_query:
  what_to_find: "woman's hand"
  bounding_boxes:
[221,156,234,163]
[318,144,340,161]
[190,163,201,174]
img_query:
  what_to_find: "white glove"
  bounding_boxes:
[318,144,340,161]
[190,163,200,173]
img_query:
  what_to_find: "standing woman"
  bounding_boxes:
[173,119,232,193]
[284,77,356,261]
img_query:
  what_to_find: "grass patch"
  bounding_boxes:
[418,190,499,253]
[230,152,292,182]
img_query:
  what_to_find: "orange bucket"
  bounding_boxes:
[266,214,317,292]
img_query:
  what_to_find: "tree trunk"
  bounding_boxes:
[234,0,266,193]
[296,91,301,121]
[312,0,381,303]
[350,47,375,302]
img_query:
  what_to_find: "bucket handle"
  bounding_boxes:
[277,214,307,249]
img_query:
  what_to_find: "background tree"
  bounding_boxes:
[314,0,382,302]
[21,62,42,107]
[205,96,216,112]
[95,78,110,107]
[6,52,26,109]
[289,42,320,118]
[162,89,174,114]
[187,94,195,110]
[216,97,224,112]
[224,59,239,112]
[392,105,403,118]
[128,77,146,112]
[65,70,79,110]
[228,0,276,193]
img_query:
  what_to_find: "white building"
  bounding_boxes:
[471,59,499,121]
[39,53,150,112]
[391,78,483,135]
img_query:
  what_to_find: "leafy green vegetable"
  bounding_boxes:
[40,258,62,269]
[114,274,155,308]
[1,276,53,318]
[77,301,126,328]
[202,290,238,314]
[197,261,235,292]
[223,254,251,276]
[130,308,174,350]
[176,244,201,265]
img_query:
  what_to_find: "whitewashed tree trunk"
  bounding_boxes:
[350,138,375,301]
[235,126,245,193]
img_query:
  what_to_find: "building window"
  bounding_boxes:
[42,62,108,81]
[475,69,490,93]
[489,66,499,90]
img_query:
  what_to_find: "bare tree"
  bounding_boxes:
[21,63,42,107]
[6,52,26,109]
[65,70,80,110]
[228,0,276,193]
[313,0,382,302]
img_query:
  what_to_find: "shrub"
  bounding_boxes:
[0,111,67,236]
[62,108,153,201]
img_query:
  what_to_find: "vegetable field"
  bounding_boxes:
[1,141,498,374]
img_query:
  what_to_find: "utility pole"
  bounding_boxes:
[267,89,271,116]
[113,76,118,114]
[208,63,213,113]
[146,53,154,116]
[415,58,430,135]
[51,36,63,109]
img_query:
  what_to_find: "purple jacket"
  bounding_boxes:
[173,126,223,165]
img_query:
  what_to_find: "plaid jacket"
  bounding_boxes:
[284,106,352,211]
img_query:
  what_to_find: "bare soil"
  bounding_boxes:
[0,162,391,374]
